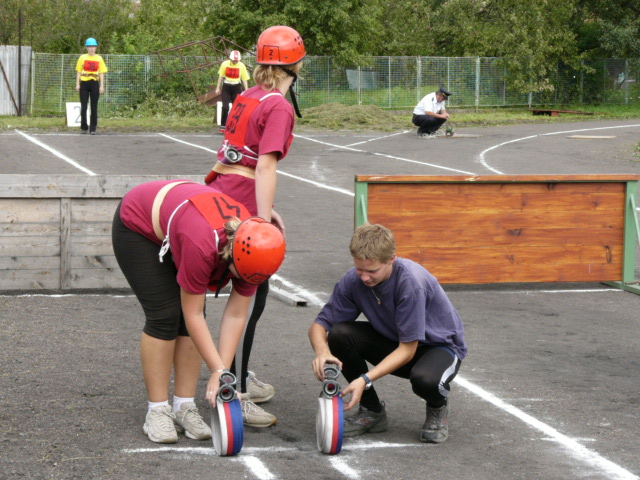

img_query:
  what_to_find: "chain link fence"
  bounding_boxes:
[28,53,640,115]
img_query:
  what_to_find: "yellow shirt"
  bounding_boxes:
[217,60,250,84]
[76,54,108,82]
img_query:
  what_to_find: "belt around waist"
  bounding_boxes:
[212,162,255,179]
[151,181,192,241]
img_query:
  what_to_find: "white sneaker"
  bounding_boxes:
[241,398,277,427]
[246,371,274,403]
[143,405,178,443]
[173,402,212,440]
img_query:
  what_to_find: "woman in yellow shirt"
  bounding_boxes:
[75,38,108,135]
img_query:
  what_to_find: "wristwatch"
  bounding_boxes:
[360,373,373,390]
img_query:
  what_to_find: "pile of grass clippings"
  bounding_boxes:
[297,103,410,132]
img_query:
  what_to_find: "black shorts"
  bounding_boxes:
[112,203,189,340]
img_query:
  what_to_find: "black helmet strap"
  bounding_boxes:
[280,66,303,118]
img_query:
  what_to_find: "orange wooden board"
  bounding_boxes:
[363,180,629,284]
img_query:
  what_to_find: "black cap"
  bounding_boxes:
[438,87,452,97]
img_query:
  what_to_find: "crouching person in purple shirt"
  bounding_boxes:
[309,223,467,443]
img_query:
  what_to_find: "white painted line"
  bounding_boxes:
[0,292,230,299]
[478,135,538,174]
[566,135,617,139]
[122,440,422,456]
[345,130,412,147]
[159,132,218,154]
[2,286,622,301]
[479,123,640,174]
[277,169,355,196]
[295,134,477,175]
[271,273,327,308]
[455,375,639,480]
[15,129,96,176]
[456,288,623,295]
[341,440,421,450]
[159,132,356,196]
[237,455,275,480]
[330,456,360,479]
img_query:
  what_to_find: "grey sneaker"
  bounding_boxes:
[173,402,212,440]
[143,405,178,443]
[344,402,388,437]
[241,397,277,427]
[246,371,274,403]
[420,401,449,443]
[418,132,439,139]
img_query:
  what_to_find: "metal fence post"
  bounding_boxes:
[417,57,421,102]
[30,50,35,115]
[329,58,332,104]
[475,57,480,109]
[388,56,391,108]
[580,62,584,105]
[624,59,629,105]
[357,65,362,105]
[59,55,64,113]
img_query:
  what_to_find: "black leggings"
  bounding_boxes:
[328,322,461,409]
[231,281,269,393]
[79,80,100,132]
[220,83,243,127]
[112,203,188,340]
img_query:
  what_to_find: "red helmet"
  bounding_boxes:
[232,217,286,284]
[229,50,241,62]
[257,25,306,66]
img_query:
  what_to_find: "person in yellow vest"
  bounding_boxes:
[214,50,250,133]
[75,37,107,135]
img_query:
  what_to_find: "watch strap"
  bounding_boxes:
[360,373,372,389]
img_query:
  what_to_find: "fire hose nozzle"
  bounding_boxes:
[321,364,341,398]
[218,370,238,402]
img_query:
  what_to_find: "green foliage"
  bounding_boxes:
[3,0,640,101]
[111,92,212,118]
[426,0,584,94]
[574,0,640,58]
[1,0,132,53]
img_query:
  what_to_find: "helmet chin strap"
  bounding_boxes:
[280,67,303,118]
[214,265,231,298]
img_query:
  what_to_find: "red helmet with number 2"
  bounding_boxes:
[233,217,286,284]
[257,25,306,66]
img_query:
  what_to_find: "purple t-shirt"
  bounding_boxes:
[315,257,467,360]
[119,180,257,297]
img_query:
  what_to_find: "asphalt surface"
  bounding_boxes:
[1,118,640,480]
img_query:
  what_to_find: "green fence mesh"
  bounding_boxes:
[29,53,640,115]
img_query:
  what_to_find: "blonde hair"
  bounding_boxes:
[349,223,396,263]
[254,63,302,91]
[221,217,242,261]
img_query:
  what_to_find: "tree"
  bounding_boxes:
[1,0,133,53]
[425,0,583,93]
[574,0,640,58]
[195,0,386,64]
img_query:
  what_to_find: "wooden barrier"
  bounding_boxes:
[0,175,203,290]
[354,175,640,295]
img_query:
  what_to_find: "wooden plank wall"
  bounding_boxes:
[0,175,203,290]
[357,175,639,284]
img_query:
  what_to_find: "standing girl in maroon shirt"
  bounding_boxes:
[204,25,306,428]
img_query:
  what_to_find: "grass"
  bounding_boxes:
[2,100,640,136]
